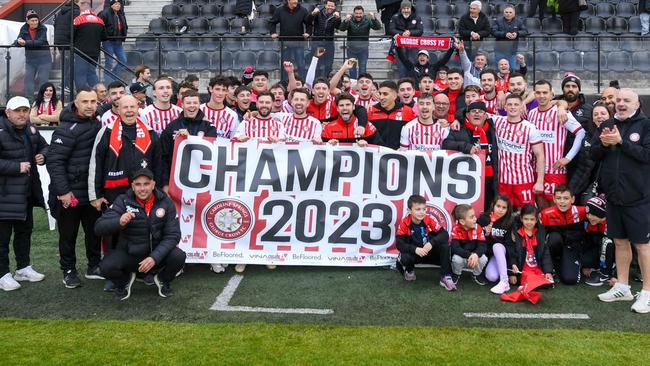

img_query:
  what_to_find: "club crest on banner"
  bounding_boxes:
[203,199,253,240]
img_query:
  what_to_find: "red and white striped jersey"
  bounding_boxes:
[272,112,322,142]
[480,95,498,115]
[354,95,375,112]
[399,118,449,151]
[527,105,583,175]
[139,104,182,134]
[233,116,286,141]
[493,115,543,185]
[281,100,293,113]
[100,109,119,127]
[200,104,239,139]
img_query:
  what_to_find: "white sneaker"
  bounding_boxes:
[0,272,21,291]
[598,283,634,302]
[14,265,45,282]
[210,263,226,274]
[234,264,246,273]
[631,290,650,314]
[266,265,276,270]
[490,280,510,295]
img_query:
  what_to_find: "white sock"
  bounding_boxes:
[617,283,632,291]
[641,289,650,296]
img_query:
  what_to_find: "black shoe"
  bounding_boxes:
[585,270,608,287]
[85,266,105,280]
[154,274,173,298]
[114,273,136,301]
[104,280,116,292]
[143,274,155,286]
[472,274,487,286]
[62,270,82,289]
[451,273,460,285]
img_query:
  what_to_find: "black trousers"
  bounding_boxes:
[528,0,549,20]
[561,11,580,35]
[584,233,615,276]
[0,206,34,276]
[102,187,128,253]
[546,232,581,285]
[99,247,186,287]
[399,240,451,279]
[56,203,102,272]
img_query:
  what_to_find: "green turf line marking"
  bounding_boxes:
[464,312,590,319]
[210,274,334,315]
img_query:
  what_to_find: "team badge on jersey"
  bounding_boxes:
[630,133,640,142]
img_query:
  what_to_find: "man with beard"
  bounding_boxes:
[368,80,416,149]
[442,69,466,123]
[399,93,449,151]
[339,6,382,79]
[500,72,536,118]
[47,88,103,288]
[200,76,239,139]
[306,0,341,78]
[527,80,585,208]
[555,73,592,130]
[307,78,339,124]
[478,69,500,114]
[398,78,418,115]
[322,93,382,146]
[140,77,182,134]
[272,88,323,143]
[599,86,618,115]
[98,81,126,126]
[234,92,286,142]
[443,101,498,207]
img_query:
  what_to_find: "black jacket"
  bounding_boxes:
[558,0,580,14]
[458,13,491,41]
[491,17,527,52]
[95,188,182,263]
[0,117,48,220]
[160,110,217,187]
[568,125,599,201]
[73,11,107,61]
[397,46,454,82]
[54,3,80,45]
[46,105,101,206]
[268,3,310,39]
[234,0,254,17]
[99,8,128,41]
[388,12,423,36]
[591,110,650,206]
[477,212,513,247]
[15,23,50,60]
[89,120,163,202]
[507,225,553,274]
[307,7,342,40]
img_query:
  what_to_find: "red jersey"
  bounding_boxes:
[233,116,286,140]
[396,214,444,237]
[307,96,338,123]
[586,221,607,235]
[445,88,462,122]
[540,205,587,229]
[493,116,543,185]
[199,103,239,139]
[321,116,378,143]
[399,118,449,151]
[273,112,322,142]
[140,104,183,134]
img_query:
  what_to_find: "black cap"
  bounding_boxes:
[130,82,147,94]
[467,101,487,113]
[131,168,154,181]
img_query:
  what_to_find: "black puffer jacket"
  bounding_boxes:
[591,110,650,206]
[15,23,50,60]
[267,3,310,39]
[558,0,580,14]
[46,105,101,205]
[54,3,80,45]
[95,188,181,263]
[507,224,553,274]
[387,12,423,36]
[99,8,128,41]
[458,12,491,41]
[0,117,48,220]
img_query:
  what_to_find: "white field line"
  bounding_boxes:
[463,312,590,320]
[210,274,334,315]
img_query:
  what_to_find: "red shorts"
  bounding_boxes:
[499,182,535,208]
[538,174,567,202]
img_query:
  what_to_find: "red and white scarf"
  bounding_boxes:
[109,117,152,157]
[37,101,55,116]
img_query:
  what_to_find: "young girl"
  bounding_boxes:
[507,204,554,286]
[480,195,515,294]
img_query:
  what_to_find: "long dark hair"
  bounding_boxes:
[490,194,514,228]
[34,82,58,108]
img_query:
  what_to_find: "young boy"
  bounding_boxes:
[539,185,587,285]
[395,195,454,290]
[583,196,614,287]
[450,204,489,286]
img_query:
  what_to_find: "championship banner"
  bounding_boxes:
[395,36,451,49]
[168,137,485,266]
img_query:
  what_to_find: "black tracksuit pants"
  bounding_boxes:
[56,203,102,272]
[99,247,186,288]
[584,232,615,276]
[546,231,582,285]
[0,206,34,276]
[399,241,451,279]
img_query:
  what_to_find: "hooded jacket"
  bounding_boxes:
[507,224,553,274]
[15,23,50,60]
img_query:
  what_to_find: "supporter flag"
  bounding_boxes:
[501,271,553,304]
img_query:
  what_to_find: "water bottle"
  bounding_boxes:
[600,237,611,270]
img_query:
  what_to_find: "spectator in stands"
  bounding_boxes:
[54,0,81,89]
[0,96,48,292]
[134,65,153,100]
[268,0,311,80]
[557,0,580,35]
[14,10,51,102]
[99,0,128,81]
[339,6,382,79]
[95,168,185,300]
[458,1,491,58]
[94,83,108,105]
[388,1,424,78]
[592,89,650,314]
[98,81,126,127]
[528,0,550,21]
[492,5,527,70]
[368,80,416,149]
[599,86,618,115]
[377,0,401,37]
[396,46,455,83]
[46,87,103,289]
[641,0,650,36]
[30,82,62,126]
[73,1,107,90]
[307,0,341,78]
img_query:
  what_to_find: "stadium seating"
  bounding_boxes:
[212,51,234,71]
[559,51,583,71]
[187,51,211,71]
[210,18,230,35]
[607,51,632,72]
[632,51,650,72]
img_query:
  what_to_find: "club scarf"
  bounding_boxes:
[109,117,152,157]
[38,101,54,116]
[464,118,493,176]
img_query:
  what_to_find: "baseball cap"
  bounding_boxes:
[131,168,154,181]
[129,82,147,94]
[6,96,31,110]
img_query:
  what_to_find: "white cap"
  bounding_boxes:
[6,96,31,110]
[418,49,430,57]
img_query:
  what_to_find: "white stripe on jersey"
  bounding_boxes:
[493,116,543,185]
[139,104,182,134]
[480,95,498,115]
[200,104,239,139]
[354,95,375,111]
[281,100,293,113]
[399,118,449,151]
[100,109,119,127]
[273,112,322,142]
[233,117,286,140]
[527,105,583,175]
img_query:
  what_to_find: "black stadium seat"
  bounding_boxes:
[607,51,632,72]
[169,18,188,33]
[221,38,242,50]
[125,51,142,68]
[230,17,249,33]
[414,2,432,16]
[559,51,583,71]
[435,4,455,17]
[594,3,615,18]
[210,17,229,34]
[135,34,157,51]
[583,52,605,71]
[535,51,559,71]
[541,17,563,34]
[242,39,267,50]
[188,17,209,34]
[606,17,628,35]
[181,4,201,19]
[524,17,542,34]
[142,51,159,68]
[551,37,574,51]
[161,4,181,19]
[616,2,637,18]
[422,18,435,34]
[179,36,201,50]
[584,17,606,34]
[599,38,620,52]
[435,18,456,34]
[574,36,597,51]
[160,38,178,50]
[187,51,211,71]
[212,51,234,71]
[620,37,646,51]
[235,50,257,68]
[250,18,269,34]
[580,3,594,18]
[628,16,642,33]
[165,52,187,70]
[257,51,280,70]
[257,3,276,18]
[221,3,236,18]
[202,4,221,19]
[632,52,650,72]
[148,18,169,34]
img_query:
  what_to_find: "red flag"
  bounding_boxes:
[500,271,552,304]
